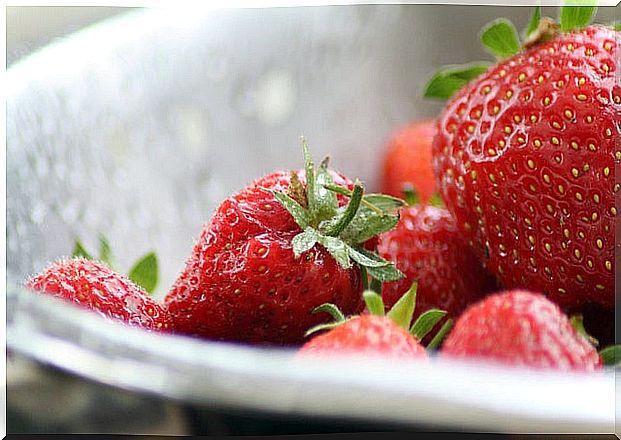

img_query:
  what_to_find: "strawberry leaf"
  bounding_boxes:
[353,248,404,282]
[348,246,391,268]
[362,194,405,212]
[599,345,621,368]
[613,22,621,31]
[269,189,310,230]
[313,157,338,220]
[292,228,320,257]
[427,319,453,350]
[128,252,158,294]
[410,309,447,341]
[524,5,541,38]
[305,321,344,337]
[343,213,400,245]
[480,18,521,59]
[423,63,491,100]
[72,240,93,260]
[363,290,385,316]
[317,235,352,269]
[560,1,597,32]
[386,282,417,330]
[98,235,113,267]
[365,262,403,282]
[312,303,346,322]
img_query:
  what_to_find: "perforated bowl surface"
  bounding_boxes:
[7,6,617,433]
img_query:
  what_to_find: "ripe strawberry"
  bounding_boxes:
[442,289,601,371]
[377,204,498,325]
[426,10,618,309]
[25,258,171,331]
[298,314,426,360]
[381,120,437,203]
[298,284,448,359]
[166,143,404,345]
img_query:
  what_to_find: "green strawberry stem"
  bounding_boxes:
[523,16,560,49]
[569,314,599,347]
[322,183,387,215]
[302,138,317,209]
[360,266,369,290]
[325,182,363,236]
[402,185,420,206]
[370,278,382,294]
[271,140,404,281]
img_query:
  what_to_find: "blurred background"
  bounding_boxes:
[7,7,130,66]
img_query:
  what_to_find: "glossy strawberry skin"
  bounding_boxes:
[165,170,364,345]
[26,258,171,331]
[433,26,619,310]
[378,205,498,322]
[381,120,437,203]
[298,315,427,359]
[442,290,601,371]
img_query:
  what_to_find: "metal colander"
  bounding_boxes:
[6,5,617,434]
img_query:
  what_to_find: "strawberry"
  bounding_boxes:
[166,142,404,345]
[298,314,426,360]
[377,204,498,326]
[25,258,171,331]
[425,8,619,310]
[381,120,437,203]
[442,289,601,371]
[298,284,450,359]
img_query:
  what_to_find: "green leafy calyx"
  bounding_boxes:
[423,63,491,100]
[306,282,450,349]
[424,3,597,101]
[72,236,158,294]
[480,18,521,59]
[559,0,597,32]
[269,140,404,281]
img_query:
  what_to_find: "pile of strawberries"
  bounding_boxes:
[26,7,618,372]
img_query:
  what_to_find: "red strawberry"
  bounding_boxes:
[427,12,618,310]
[298,284,445,360]
[25,258,171,331]
[381,120,437,203]
[166,143,404,345]
[378,204,498,324]
[298,314,426,360]
[442,289,601,371]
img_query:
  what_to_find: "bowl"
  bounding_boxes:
[6,5,617,434]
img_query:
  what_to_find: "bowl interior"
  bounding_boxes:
[6,5,618,433]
